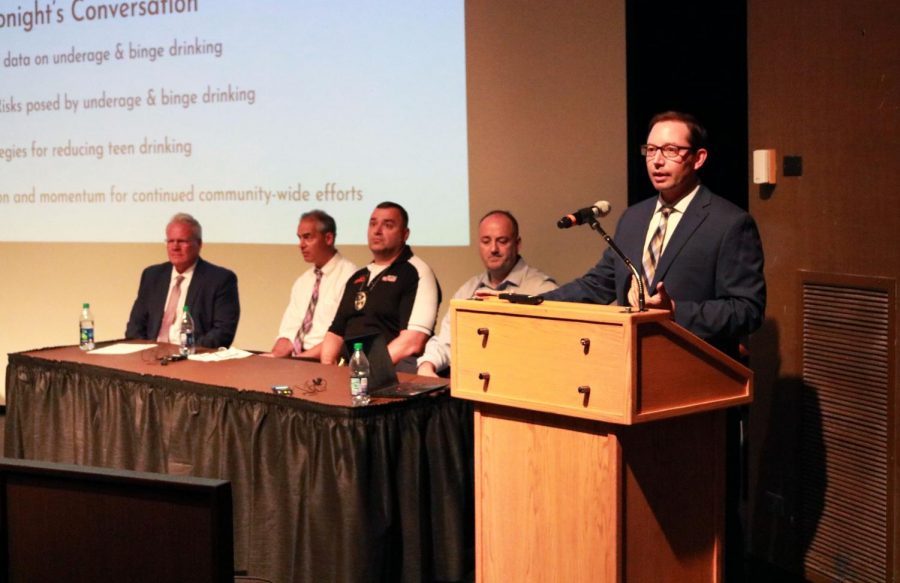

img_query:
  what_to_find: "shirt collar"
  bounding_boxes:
[368,244,413,271]
[318,251,342,275]
[171,261,197,280]
[477,256,527,291]
[656,183,700,215]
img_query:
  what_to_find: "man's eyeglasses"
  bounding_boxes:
[640,144,694,160]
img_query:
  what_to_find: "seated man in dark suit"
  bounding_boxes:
[125,212,240,348]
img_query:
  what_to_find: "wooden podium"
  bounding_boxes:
[450,298,752,582]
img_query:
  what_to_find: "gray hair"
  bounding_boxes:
[300,209,337,238]
[168,212,202,241]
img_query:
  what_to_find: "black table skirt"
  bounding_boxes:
[5,352,474,583]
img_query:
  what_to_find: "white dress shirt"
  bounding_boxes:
[160,263,196,344]
[642,185,700,255]
[277,252,357,350]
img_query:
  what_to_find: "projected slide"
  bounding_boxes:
[0,1,469,245]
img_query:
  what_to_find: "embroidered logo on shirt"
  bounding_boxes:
[383,275,397,283]
[353,275,367,284]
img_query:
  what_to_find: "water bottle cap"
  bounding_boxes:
[353,342,363,351]
[82,303,90,308]
[182,305,190,313]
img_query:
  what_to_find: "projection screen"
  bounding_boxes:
[1,0,469,245]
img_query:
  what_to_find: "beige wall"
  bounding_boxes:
[747,0,900,577]
[748,0,900,377]
[0,0,628,401]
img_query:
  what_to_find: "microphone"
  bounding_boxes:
[557,201,612,229]
[557,199,647,311]
[498,292,544,305]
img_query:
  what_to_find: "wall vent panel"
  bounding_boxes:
[800,278,893,583]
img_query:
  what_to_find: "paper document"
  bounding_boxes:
[88,343,157,355]
[188,347,254,362]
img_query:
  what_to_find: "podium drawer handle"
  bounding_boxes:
[477,327,489,347]
[478,372,490,391]
[577,385,590,407]
[580,338,590,354]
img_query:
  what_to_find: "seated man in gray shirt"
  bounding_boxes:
[417,210,557,377]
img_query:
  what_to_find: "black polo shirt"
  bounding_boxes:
[329,245,441,343]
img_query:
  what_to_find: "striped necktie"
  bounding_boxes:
[642,206,674,294]
[157,275,184,342]
[293,268,323,355]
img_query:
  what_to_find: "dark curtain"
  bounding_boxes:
[6,354,474,583]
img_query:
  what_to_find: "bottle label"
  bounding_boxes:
[80,326,94,345]
[350,377,368,396]
[180,331,195,355]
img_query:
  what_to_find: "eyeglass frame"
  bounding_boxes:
[640,143,696,160]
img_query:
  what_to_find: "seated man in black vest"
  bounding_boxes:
[319,201,440,368]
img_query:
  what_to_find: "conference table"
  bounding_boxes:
[4,343,473,583]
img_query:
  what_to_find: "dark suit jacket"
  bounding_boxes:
[544,186,766,357]
[125,258,240,348]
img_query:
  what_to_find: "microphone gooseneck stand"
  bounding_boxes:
[586,216,647,312]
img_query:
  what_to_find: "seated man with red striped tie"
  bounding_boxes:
[125,212,241,348]
[264,210,357,359]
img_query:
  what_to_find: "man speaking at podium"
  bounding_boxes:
[125,212,241,348]
[543,111,766,359]
[545,111,765,582]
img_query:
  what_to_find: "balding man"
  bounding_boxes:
[417,210,557,377]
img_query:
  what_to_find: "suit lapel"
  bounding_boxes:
[626,198,657,272]
[184,258,205,308]
[149,264,174,338]
[652,186,711,286]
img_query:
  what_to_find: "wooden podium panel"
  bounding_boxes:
[476,407,622,582]
[451,299,751,424]
[474,405,725,583]
[455,308,632,422]
[618,410,725,581]
[452,298,749,582]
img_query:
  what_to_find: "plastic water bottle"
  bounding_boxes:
[79,303,95,351]
[349,342,370,406]
[179,305,195,356]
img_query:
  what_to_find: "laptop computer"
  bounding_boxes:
[343,333,449,398]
